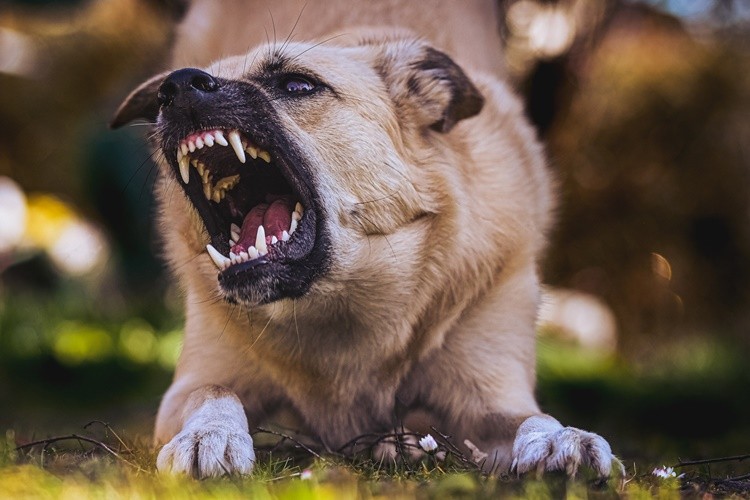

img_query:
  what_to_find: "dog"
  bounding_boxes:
[111,0,618,479]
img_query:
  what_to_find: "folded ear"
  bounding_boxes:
[110,72,169,129]
[377,42,484,133]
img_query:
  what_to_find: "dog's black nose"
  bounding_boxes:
[157,68,219,107]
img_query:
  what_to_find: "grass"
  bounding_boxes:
[0,429,666,500]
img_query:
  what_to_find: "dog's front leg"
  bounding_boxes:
[155,385,255,478]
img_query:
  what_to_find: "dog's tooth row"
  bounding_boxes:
[175,129,272,186]
[205,205,304,271]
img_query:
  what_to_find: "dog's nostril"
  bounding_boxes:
[157,68,219,107]
[190,73,219,92]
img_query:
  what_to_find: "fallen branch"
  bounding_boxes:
[15,434,146,472]
[674,454,750,468]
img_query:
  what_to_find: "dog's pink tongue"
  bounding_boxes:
[231,198,294,253]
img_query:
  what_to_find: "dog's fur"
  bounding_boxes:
[113,0,617,478]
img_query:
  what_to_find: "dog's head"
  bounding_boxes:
[113,34,484,306]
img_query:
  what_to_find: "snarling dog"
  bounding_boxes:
[112,0,618,479]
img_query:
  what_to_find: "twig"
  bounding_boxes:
[15,434,147,472]
[83,421,133,454]
[675,454,750,468]
[254,427,324,461]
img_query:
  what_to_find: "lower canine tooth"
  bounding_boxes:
[289,218,298,235]
[179,155,190,183]
[206,244,230,270]
[255,225,267,255]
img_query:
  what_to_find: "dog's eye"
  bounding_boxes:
[281,76,316,95]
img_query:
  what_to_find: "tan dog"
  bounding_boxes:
[112,0,617,479]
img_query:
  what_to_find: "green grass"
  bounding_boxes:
[1,431,672,500]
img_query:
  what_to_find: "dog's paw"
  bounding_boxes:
[156,423,255,478]
[511,415,619,478]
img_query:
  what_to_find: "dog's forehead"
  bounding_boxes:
[206,42,371,82]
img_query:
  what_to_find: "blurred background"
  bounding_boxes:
[0,0,748,468]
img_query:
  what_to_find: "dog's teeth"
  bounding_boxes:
[228,130,246,164]
[204,134,214,147]
[295,202,304,215]
[248,246,259,259]
[231,231,240,243]
[195,137,204,149]
[240,251,249,261]
[281,230,290,242]
[255,225,267,255]
[188,140,196,153]
[206,244,230,270]
[289,218,298,235]
[229,251,238,262]
[245,145,258,159]
[180,143,189,156]
[214,130,229,146]
[231,223,241,236]
[258,150,271,163]
[292,210,301,222]
[203,182,212,200]
[215,174,240,191]
[229,239,236,247]
[179,155,190,183]
[195,161,205,176]
[271,235,278,245]
[177,148,183,162]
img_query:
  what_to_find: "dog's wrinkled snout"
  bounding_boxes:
[157,68,219,108]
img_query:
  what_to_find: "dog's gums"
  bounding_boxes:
[174,128,304,270]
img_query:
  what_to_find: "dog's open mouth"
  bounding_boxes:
[171,127,316,276]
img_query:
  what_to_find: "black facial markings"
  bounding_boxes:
[156,76,332,305]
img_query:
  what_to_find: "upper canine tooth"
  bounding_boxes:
[295,202,304,215]
[255,225,267,255]
[179,155,190,183]
[204,134,214,147]
[228,130,246,164]
[206,244,230,270]
[258,150,271,163]
[214,130,229,146]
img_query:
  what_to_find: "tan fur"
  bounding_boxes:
[116,0,617,478]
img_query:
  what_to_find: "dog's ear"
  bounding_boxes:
[110,72,169,129]
[377,43,484,133]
